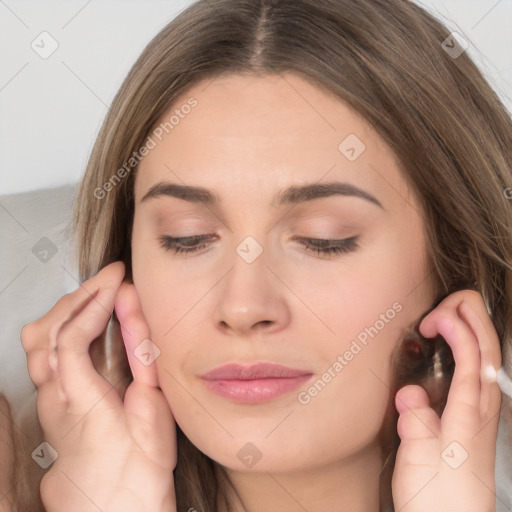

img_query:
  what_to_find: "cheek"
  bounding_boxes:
[131,223,185,337]
[302,226,432,400]
[128,218,433,470]
[290,225,430,352]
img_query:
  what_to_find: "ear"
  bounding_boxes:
[114,281,159,388]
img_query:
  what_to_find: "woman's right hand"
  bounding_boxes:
[21,261,177,512]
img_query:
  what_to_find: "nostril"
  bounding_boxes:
[256,320,273,328]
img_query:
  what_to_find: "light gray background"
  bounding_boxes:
[0,2,511,508]
[0,0,511,194]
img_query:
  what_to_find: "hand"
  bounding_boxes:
[392,290,502,512]
[21,261,177,512]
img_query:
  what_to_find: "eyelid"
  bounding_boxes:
[158,233,360,258]
[294,236,359,257]
[158,234,216,255]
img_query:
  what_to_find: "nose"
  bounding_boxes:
[212,245,291,337]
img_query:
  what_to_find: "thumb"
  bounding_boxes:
[115,282,159,388]
[124,382,177,472]
[395,385,441,441]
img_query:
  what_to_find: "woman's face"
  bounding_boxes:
[131,72,435,472]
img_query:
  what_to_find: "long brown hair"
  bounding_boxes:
[66,0,512,510]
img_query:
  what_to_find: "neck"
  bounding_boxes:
[216,441,385,512]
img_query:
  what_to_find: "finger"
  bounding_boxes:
[55,262,125,405]
[124,382,177,471]
[25,346,55,389]
[20,295,98,395]
[433,291,501,370]
[457,301,502,417]
[395,385,441,441]
[21,262,125,354]
[115,282,159,388]
[420,307,480,431]
[24,294,100,391]
[36,380,68,437]
[21,261,126,391]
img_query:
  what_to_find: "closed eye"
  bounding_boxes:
[294,236,359,257]
[158,235,359,258]
[158,234,215,254]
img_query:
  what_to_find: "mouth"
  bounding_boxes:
[200,363,314,403]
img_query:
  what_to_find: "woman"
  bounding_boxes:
[16,0,512,510]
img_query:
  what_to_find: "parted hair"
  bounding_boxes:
[13,0,512,511]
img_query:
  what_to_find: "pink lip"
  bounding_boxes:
[200,363,313,403]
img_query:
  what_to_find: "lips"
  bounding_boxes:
[200,363,313,403]
[201,362,312,380]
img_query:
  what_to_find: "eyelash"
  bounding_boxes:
[158,235,359,257]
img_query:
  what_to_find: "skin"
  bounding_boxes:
[130,72,435,510]
[20,72,502,512]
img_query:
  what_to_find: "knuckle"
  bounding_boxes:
[20,294,77,352]
[56,319,92,352]
[463,289,483,306]
[452,288,481,305]
[54,291,75,310]
[26,352,47,386]
[85,262,124,293]
[432,309,453,328]
[20,322,39,351]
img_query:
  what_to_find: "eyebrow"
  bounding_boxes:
[140,180,384,209]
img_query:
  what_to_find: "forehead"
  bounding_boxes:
[134,72,407,206]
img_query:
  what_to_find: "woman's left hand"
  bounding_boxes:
[392,290,502,512]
